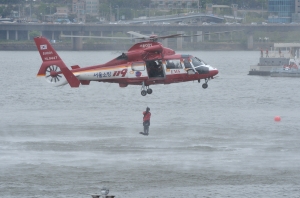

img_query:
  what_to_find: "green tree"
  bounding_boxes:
[1,4,13,18]
[86,14,98,23]
[100,0,151,9]
[68,13,76,22]
[29,30,40,40]
[0,0,22,3]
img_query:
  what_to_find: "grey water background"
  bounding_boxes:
[1,50,300,198]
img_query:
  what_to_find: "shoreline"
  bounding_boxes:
[0,42,273,51]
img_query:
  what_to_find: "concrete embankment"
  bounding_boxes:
[0,42,272,51]
[0,43,72,51]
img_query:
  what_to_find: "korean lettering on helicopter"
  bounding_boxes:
[94,71,112,78]
[93,69,127,78]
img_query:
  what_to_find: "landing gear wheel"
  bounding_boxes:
[202,83,208,89]
[141,90,147,96]
[147,88,153,94]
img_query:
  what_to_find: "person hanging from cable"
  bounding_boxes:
[142,107,151,136]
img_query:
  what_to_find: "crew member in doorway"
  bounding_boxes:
[148,61,158,77]
[266,49,269,57]
[149,61,163,77]
[142,107,151,135]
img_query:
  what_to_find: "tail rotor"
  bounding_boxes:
[45,65,64,84]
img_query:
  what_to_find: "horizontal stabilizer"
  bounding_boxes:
[71,65,80,69]
[80,80,90,85]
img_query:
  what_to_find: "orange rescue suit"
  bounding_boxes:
[143,111,151,121]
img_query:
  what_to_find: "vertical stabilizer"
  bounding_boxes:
[34,36,80,88]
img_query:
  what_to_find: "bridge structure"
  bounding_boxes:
[0,23,300,50]
[127,13,224,24]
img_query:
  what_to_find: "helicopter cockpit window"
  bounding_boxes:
[166,59,182,69]
[131,62,145,71]
[191,57,206,67]
[183,58,192,68]
[116,53,128,60]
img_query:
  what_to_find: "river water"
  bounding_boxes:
[1,50,300,198]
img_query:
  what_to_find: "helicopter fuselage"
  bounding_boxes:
[34,37,218,96]
[70,54,218,88]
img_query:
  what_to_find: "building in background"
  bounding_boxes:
[205,4,232,15]
[72,0,99,23]
[151,0,199,8]
[85,0,99,16]
[268,0,295,23]
[72,0,85,22]
[292,0,300,22]
[53,7,70,23]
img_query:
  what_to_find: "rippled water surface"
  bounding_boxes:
[1,50,300,198]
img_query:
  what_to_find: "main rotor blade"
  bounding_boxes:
[181,30,245,37]
[200,30,244,35]
[64,30,245,41]
[127,31,149,39]
[60,34,133,40]
[158,33,184,39]
[127,32,184,40]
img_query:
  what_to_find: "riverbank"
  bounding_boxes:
[0,42,272,51]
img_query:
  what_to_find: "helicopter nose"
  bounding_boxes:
[209,68,219,77]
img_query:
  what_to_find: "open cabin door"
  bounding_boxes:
[146,60,165,78]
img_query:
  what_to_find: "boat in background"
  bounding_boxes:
[270,58,300,77]
[249,43,300,76]
[248,56,289,76]
[248,51,290,76]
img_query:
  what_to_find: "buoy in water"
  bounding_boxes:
[274,116,281,122]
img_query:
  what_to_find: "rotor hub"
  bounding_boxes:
[50,70,58,77]
[45,65,62,83]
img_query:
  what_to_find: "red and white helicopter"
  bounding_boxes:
[34,31,218,96]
